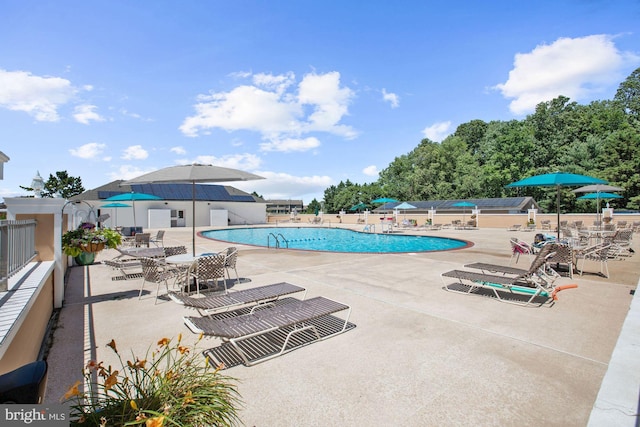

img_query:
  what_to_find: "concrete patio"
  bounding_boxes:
[43,225,639,426]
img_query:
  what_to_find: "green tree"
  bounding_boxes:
[42,171,85,198]
[305,198,322,214]
[614,66,640,123]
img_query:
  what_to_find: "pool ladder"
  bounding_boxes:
[267,233,289,249]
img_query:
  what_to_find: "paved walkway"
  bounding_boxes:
[44,226,639,426]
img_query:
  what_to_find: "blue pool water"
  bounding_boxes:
[201,227,469,253]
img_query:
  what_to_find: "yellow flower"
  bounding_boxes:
[127,358,147,370]
[182,390,195,406]
[104,371,119,391]
[130,400,138,410]
[177,333,182,343]
[177,345,189,355]
[157,337,170,347]
[63,380,82,400]
[107,339,118,354]
[146,415,165,427]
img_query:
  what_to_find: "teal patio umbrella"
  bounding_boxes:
[372,197,398,212]
[105,192,162,229]
[453,201,475,225]
[506,172,607,238]
[394,202,416,221]
[577,192,623,226]
[101,202,131,227]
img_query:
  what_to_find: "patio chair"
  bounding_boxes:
[134,233,151,247]
[222,247,240,284]
[464,243,562,286]
[139,257,184,304]
[185,254,227,295]
[509,237,533,265]
[608,228,634,258]
[540,220,551,231]
[183,296,351,366]
[168,282,307,316]
[574,242,612,278]
[441,244,573,306]
[544,243,574,278]
[149,230,165,247]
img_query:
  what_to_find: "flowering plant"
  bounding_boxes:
[62,335,241,426]
[62,223,122,257]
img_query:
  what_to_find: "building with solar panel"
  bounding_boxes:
[71,180,266,230]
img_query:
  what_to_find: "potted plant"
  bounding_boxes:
[62,222,122,264]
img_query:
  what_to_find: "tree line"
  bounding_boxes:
[316,67,640,215]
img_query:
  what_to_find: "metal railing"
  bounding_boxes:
[0,219,38,291]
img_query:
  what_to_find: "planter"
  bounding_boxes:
[80,242,105,253]
[74,251,96,266]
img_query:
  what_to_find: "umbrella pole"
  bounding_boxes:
[192,181,196,256]
[556,186,561,239]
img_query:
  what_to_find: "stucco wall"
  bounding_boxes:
[0,274,53,375]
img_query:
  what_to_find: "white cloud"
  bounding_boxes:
[232,170,333,201]
[363,165,379,176]
[170,146,187,155]
[298,72,357,137]
[179,70,357,141]
[0,69,78,121]
[260,137,321,152]
[252,72,295,94]
[178,153,263,171]
[180,85,303,137]
[73,104,105,124]
[382,88,399,108]
[69,142,107,159]
[495,34,640,115]
[422,121,452,142]
[107,165,157,182]
[121,145,149,160]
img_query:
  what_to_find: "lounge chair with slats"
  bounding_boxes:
[168,282,307,316]
[184,296,351,366]
[441,244,575,306]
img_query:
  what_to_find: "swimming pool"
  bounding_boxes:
[201,227,469,253]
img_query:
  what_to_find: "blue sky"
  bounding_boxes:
[1,1,639,204]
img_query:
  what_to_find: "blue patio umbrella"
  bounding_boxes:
[577,192,622,200]
[372,197,398,211]
[372,197,398,204]
[394,202,416,221]
[577,192,623,226]
[101,202,131,227]
[105,192,162,229]
[506,172,607,238]
[453,201,475,225]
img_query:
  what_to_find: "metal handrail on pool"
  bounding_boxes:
[267,233,289,249]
